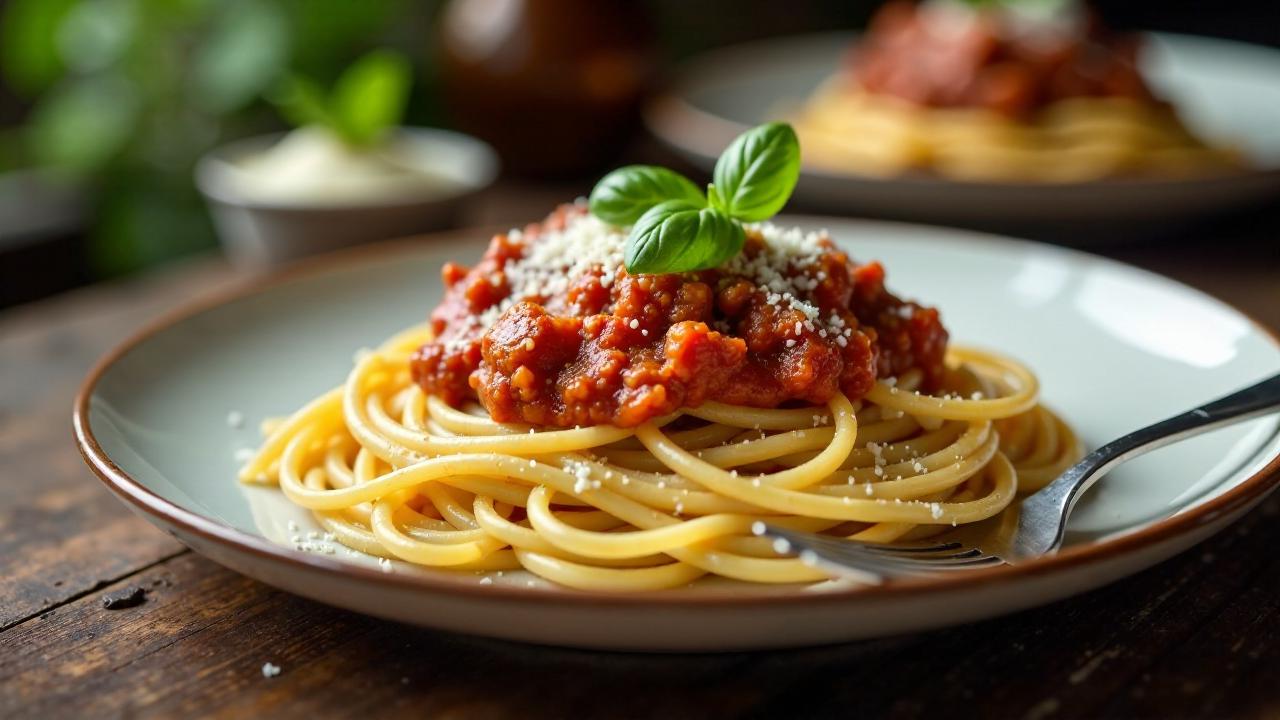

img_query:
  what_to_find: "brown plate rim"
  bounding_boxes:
[73,222,1280,609]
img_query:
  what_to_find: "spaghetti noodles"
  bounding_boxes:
[240,210,1082,592]
[795,85,1241,182]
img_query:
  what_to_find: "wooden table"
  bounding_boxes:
[2,185,1278,719]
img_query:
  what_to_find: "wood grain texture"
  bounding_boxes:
[0,204,1276,719]
[0,259,235,629]
[0,497,1276,720]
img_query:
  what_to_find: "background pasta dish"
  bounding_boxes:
[793,0,1245,182]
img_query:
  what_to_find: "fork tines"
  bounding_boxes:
[751,522,1003,583]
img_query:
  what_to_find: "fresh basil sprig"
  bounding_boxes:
[627,200,745,274]
[589,122,800,275]
[269,49,411,148]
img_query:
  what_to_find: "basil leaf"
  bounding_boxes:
[706,183,726,213]
[330,49,411,147]
[712,122,800,222]
[269,74,334,131]
[589,165,706,226]
[625,201,744,274]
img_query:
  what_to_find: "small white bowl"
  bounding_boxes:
[196,127,499,266]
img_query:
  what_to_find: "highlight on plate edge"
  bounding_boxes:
[239,120,1086,592]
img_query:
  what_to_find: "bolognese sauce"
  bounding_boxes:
[410,204,947,427]
[851,1,1159,119]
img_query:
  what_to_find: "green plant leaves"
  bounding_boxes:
[589,165,706,225]
[28,75,138,172]
[626,201,744,275]
[268,49,411,148]
[0,0,78,97]
[56,0,136,74]
[712,122,800,222]
[189,0,288,114]
[588,121,800,275]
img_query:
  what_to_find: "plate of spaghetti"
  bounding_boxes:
[645,1,1280,231]
[76,124,1280,650]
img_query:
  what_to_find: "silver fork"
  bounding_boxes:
[753,372,1280,583]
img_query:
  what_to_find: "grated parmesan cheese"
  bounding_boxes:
[469,213,852,340]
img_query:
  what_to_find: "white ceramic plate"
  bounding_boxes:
[75,219,1280,651]
[646,33,1280,234]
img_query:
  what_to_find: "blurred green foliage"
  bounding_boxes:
[0,0,430,277]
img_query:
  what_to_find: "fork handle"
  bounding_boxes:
[1019,372,1280,555]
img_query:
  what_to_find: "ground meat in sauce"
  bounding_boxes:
[410,205,948,428]
[851,1,1160,119]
